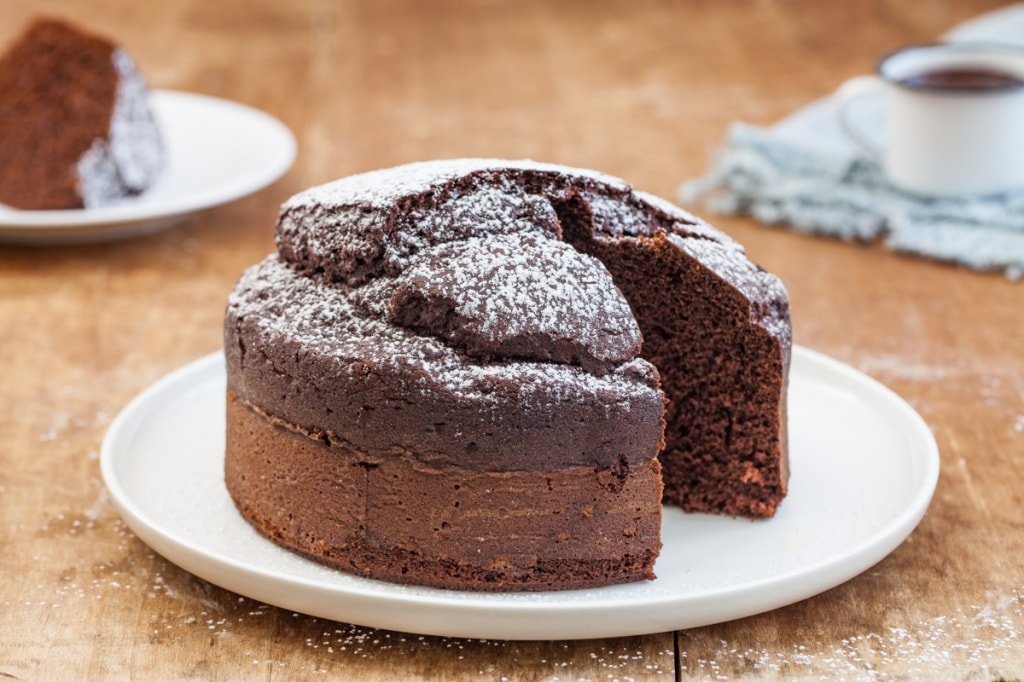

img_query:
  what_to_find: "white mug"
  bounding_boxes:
[835,43,1024,197]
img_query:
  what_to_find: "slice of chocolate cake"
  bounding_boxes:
[0,17,164,210]
[224,159,791,592]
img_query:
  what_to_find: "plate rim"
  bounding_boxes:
[0,90,296,241]
[100,345,940,639]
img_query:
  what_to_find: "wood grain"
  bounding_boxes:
[1,0,1021,679]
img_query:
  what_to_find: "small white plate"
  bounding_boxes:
[0,91,296,245]
[101,346,939,640]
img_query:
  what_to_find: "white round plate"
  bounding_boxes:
[0,91,296,245]
[101,346,939,640]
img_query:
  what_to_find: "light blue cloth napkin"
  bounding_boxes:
[679,5,1024,279]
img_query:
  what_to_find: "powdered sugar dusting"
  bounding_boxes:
[107,49,164,189]
[273,160,788,356]
[277,159,634,286]
[388,233,641,372]
[665,231,791,344]
[76,139,121,208]
[285,158,630,211]
[228,256,659,407]
[680,588,1024,679]
[384,179,562,275]
[76,49,164,207]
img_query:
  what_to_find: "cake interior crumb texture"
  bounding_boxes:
[224,159,792,592]
[0,17,164,210]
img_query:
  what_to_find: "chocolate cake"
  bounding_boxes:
[0,17,164,210]
[224,159,791,592]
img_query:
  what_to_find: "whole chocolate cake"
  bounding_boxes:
[224,159,791,592]
[0,17,164,210]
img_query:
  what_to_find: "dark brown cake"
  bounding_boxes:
[224,159,791,592]
[0,17,164,210]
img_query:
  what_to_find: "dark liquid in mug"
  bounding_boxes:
[898,67,1024,90]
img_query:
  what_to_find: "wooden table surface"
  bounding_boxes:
[2,0,1022,679]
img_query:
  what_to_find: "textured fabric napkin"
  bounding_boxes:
[679,5,1024,279]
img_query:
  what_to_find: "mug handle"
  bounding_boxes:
[834,75,884,162]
